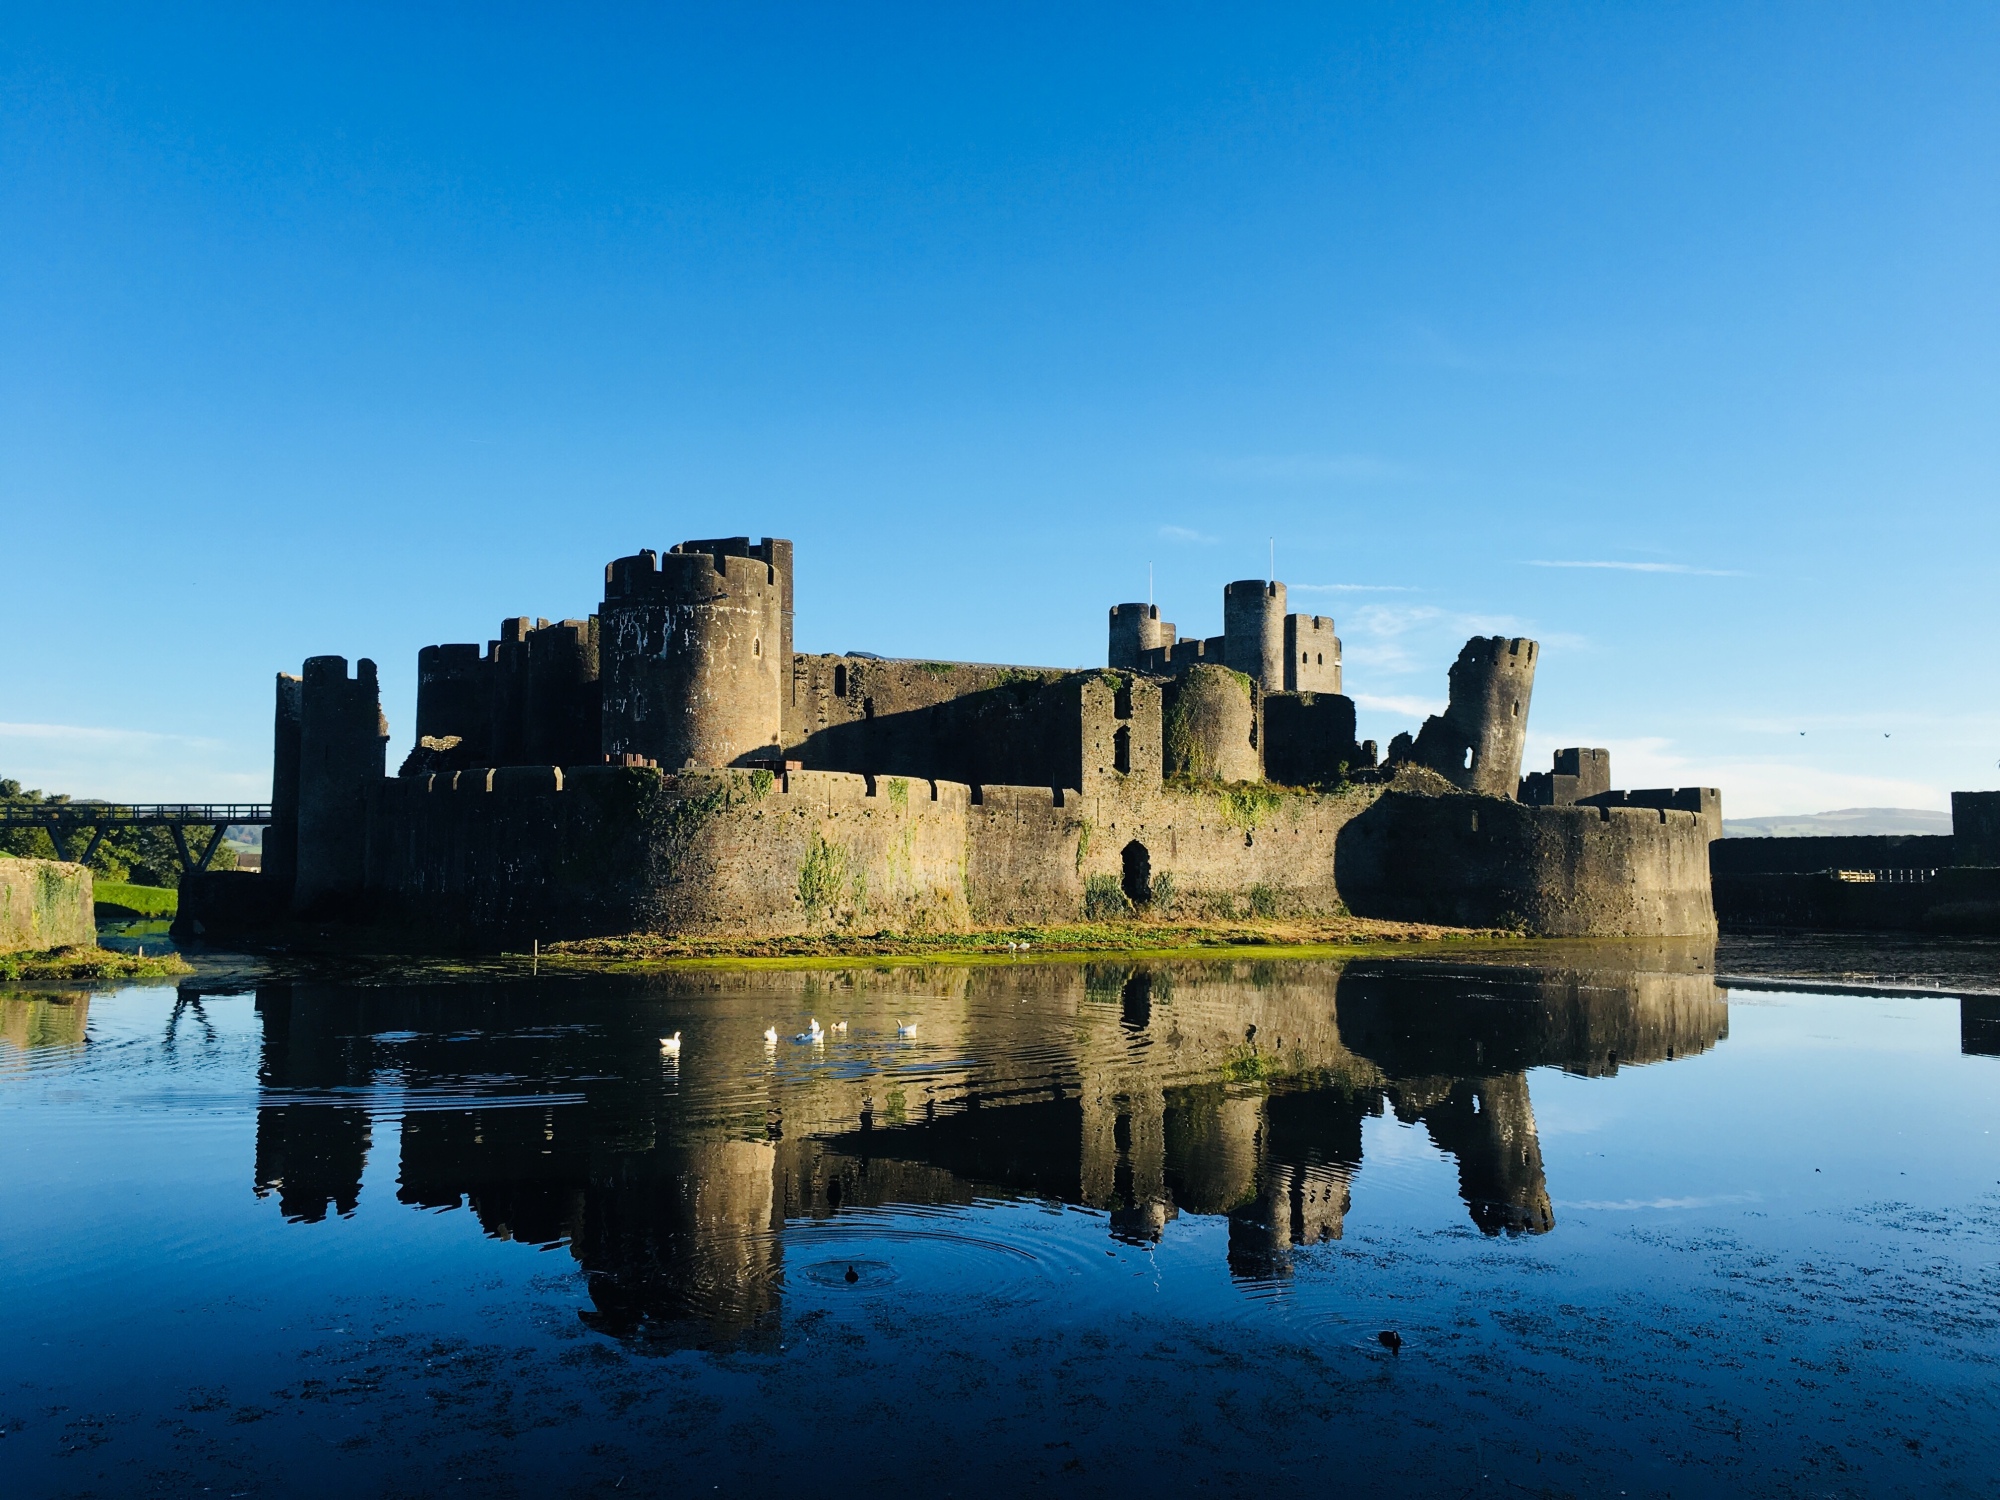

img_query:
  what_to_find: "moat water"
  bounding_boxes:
[4,950,1998,1497]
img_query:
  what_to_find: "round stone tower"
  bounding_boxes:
[414,643,493,764]
[599,545,785,769]
[1222,580,1286,688]
[1108,603,1174,670]
[1163,664,1260,782]
[1413,636,1539,797]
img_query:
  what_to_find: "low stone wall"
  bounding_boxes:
[1335,792,1718,937]
[1710,833,1955,875]
[1713,867,2000,934]
[0,855,95,953]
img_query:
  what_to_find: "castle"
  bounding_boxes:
[200,534,1721,945]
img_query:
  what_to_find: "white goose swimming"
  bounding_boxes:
[793,1017,824,1044]
[763,1026,779,1046]
[896,1021,918,1038]
[659,1032,682,1056]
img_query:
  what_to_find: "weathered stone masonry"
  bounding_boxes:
[193,533,1721,946]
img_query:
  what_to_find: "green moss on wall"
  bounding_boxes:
[798,832,851,925]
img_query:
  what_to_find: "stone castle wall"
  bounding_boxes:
[1333,791,1717,937]
[782,655,1083,788]
[348,752,1714,946]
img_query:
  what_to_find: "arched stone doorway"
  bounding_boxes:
[1120,840,1151,907]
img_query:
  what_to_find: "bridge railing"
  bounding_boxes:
[0,804,274,873]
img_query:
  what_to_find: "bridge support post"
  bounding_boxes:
[196,825,228,871]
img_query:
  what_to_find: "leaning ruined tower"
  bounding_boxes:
[1411,636,1538,798]
[598,540,790,769]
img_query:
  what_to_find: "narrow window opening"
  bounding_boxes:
[1113,725,1131,775]
[752,637,762,657]
[863,697,875,720]
[833,664,848,698]
[1316,653,1322,665]
[1512,699,1520,717]
[1463,746,1475,770]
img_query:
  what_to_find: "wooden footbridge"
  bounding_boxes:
[0,804,272,873]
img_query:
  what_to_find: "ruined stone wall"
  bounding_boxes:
[1335,790,1718,937]
[1410,636,1538,798]
[1162,665,1259,782]
[783,656,1086,790]
[1519,747,1611,808]
[1261,692,1358,788]
[0,855,94,953]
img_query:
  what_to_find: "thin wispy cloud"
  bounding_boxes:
[1214,454,1412,484]
[1158,524,1219,545]
[1527,560,1744,577]
[1338,602,1539,680]
[0,721,225,749]
[1352,693,1443,719]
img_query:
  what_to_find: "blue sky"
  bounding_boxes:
[3,3,1995,815]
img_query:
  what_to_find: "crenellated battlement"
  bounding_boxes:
[1109,602,1176,669]
[240,530,1718,947]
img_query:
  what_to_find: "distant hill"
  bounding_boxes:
[1721,807,1953,838]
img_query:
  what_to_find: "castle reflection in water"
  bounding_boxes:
[230,950,1936,1349]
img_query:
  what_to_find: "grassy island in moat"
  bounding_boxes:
[536,913,1510,970]
[0,945,193,983]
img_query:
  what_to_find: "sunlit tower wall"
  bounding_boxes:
[1412,636,1539,798]
[599,543,787,769]
[1222,580,1286,689]
[1108,603,1176,670]
[1282,614,1341,694]
[291,655,390,914]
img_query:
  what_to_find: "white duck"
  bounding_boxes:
[763,1025,779,1046]
[793,1017,824,1044]
[830,1019,848,1033]
[896,1021,918,1038]
[660,1032,682,1056]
